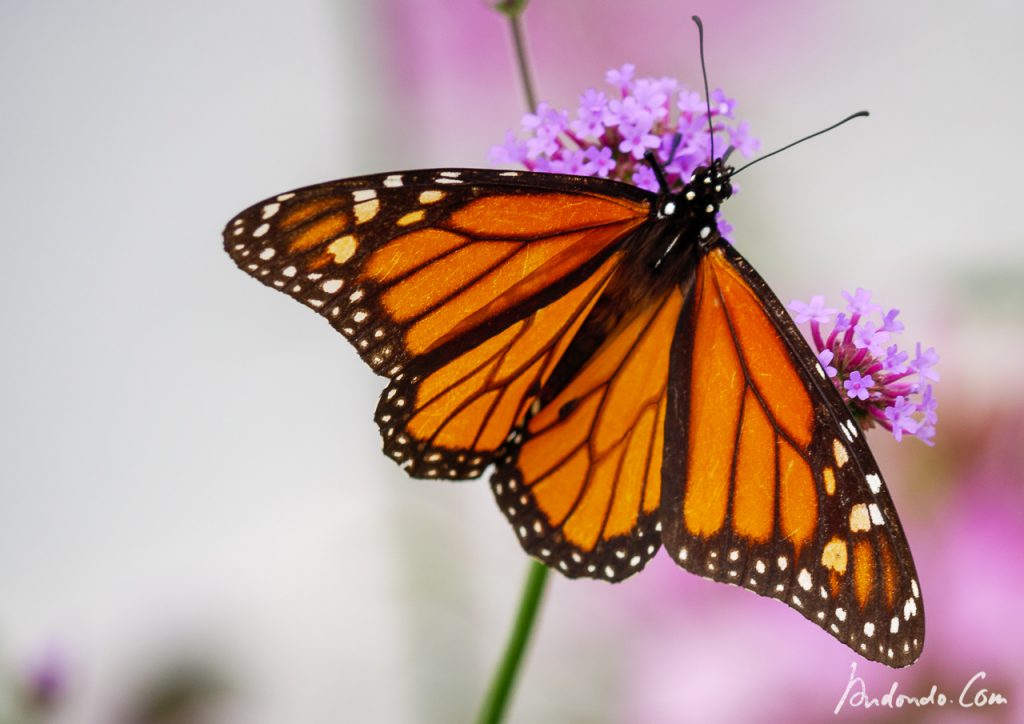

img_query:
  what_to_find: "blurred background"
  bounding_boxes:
[1,1,1022,722]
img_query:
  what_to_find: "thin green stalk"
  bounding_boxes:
[493,0,538,110]
[475,561,549,724]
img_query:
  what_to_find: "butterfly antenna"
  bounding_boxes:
[692,16,715,163]
[730,111,870,177]
[643,151,671,195]
[667,132,683,163]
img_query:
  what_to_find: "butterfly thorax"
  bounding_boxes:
[614,159,735,310]
[659,158,734,256]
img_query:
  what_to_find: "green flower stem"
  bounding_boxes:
[475,560,550,724]
[493,0,537,111]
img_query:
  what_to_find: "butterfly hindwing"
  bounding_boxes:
[224,169,653,476]
[659,242,924,667]
[492,284,685,580]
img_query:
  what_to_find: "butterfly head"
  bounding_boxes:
[683,158,733,206]
[660,158,733,244]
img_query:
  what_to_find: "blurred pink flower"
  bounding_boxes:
[916,406,1024,677]
[18,644,68,715]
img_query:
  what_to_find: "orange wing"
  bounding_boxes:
[491,285,685,579]
[377,252,625,477]
[224,169,652,476]
[660,242,924,667]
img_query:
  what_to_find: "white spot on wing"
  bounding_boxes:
[868,503,884,525]
[833,439,849,468]
[798,569,812,590]
[383,175,403,187]
[849,503,871,532]
[866,473,882,494]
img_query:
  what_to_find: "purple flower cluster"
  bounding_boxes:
[789,289,939,444]
[488,64,760,238]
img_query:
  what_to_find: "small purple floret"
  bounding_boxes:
[844,370,874,400]
[788,295,836,325]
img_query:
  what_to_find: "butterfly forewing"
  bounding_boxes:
[224,169,652,476]
[659,242,924,667]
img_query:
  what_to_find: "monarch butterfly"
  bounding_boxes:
[223,45,923,673]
